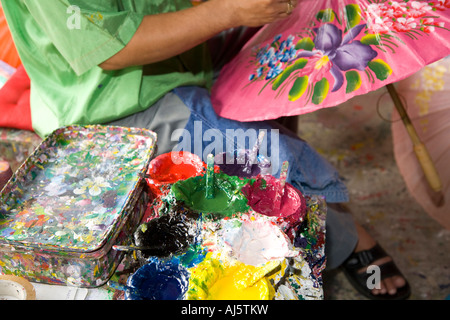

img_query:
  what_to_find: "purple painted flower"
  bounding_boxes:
[298,23,378,92]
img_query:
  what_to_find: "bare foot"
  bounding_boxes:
[353,223,406,296]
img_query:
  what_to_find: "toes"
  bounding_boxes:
[393,275,406,288]
[372,276,406,296]
[371,280,383,295]
[371,287,381,295]
[384,277,398,295]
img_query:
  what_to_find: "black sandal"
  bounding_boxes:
[342,243,411,300]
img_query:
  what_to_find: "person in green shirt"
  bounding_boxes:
[1,0,294,151]
[2,0,410,299]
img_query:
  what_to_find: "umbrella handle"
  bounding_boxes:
[386,84,442,193]
[413,143,442,193]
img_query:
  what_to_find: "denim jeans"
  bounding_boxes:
[174,86,349,204]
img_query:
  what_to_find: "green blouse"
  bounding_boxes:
[2,0,213,137]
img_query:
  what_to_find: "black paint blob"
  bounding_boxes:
[134,205,199,261]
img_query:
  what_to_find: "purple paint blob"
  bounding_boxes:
[214,150,271,178]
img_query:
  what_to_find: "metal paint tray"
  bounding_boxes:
[0,125,157,287]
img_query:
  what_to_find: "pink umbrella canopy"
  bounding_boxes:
[211,0,450,122]
[393,57,450,229]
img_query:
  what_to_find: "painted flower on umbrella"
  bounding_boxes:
[266,23,383,104]
[364,1,445,35]
[246,1,449,105]
[297,23,378,93]
[435,0,450,11]
[249,34,298,81]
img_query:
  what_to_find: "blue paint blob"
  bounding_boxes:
[125,258,189,300]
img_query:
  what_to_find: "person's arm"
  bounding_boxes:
[99,0,296,70]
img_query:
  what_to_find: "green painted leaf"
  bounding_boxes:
[295,37,315,51]
[345,71,362,93]
[360,34,381,45]
[272,58,308,90]
[345,4,361,30]
[316,9,335,23]
[311,78,330,105]
[368,59,392,81]
[288,76,309,101]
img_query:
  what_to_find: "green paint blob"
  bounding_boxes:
[171,174,250,217]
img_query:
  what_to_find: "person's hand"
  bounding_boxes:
[217,0,298,27]
[100,0,299,70]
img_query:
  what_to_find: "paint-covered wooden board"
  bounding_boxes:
[120,194,326,300]
[185,195,327,300]
[0,125,156,286]
[118,150,326,300]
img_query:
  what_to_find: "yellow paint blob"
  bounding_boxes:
[187,253,276,300]
[208,264,273,300]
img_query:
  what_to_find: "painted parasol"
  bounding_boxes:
[212,0,450,120]
[211,0,450,196]
[392,57,450,229]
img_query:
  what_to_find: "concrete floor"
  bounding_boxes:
[295,88,450,300]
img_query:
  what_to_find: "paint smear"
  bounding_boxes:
[219,214,299,266]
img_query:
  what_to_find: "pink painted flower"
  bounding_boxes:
[368,17,394,34]
[422,18,436,25]
[408,1,432,18]
[393,17,417,32]
[365,3,384,20]
[421,18,445,33]
[365,4,392,34]
[384,2,408,19]
[434,0,450,11]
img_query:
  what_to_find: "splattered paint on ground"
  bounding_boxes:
[297,88,450,300]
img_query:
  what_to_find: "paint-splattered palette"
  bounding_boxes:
[0,125,157,287]
[121,152,327,300]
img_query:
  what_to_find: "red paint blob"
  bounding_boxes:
[146,152,204,196]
